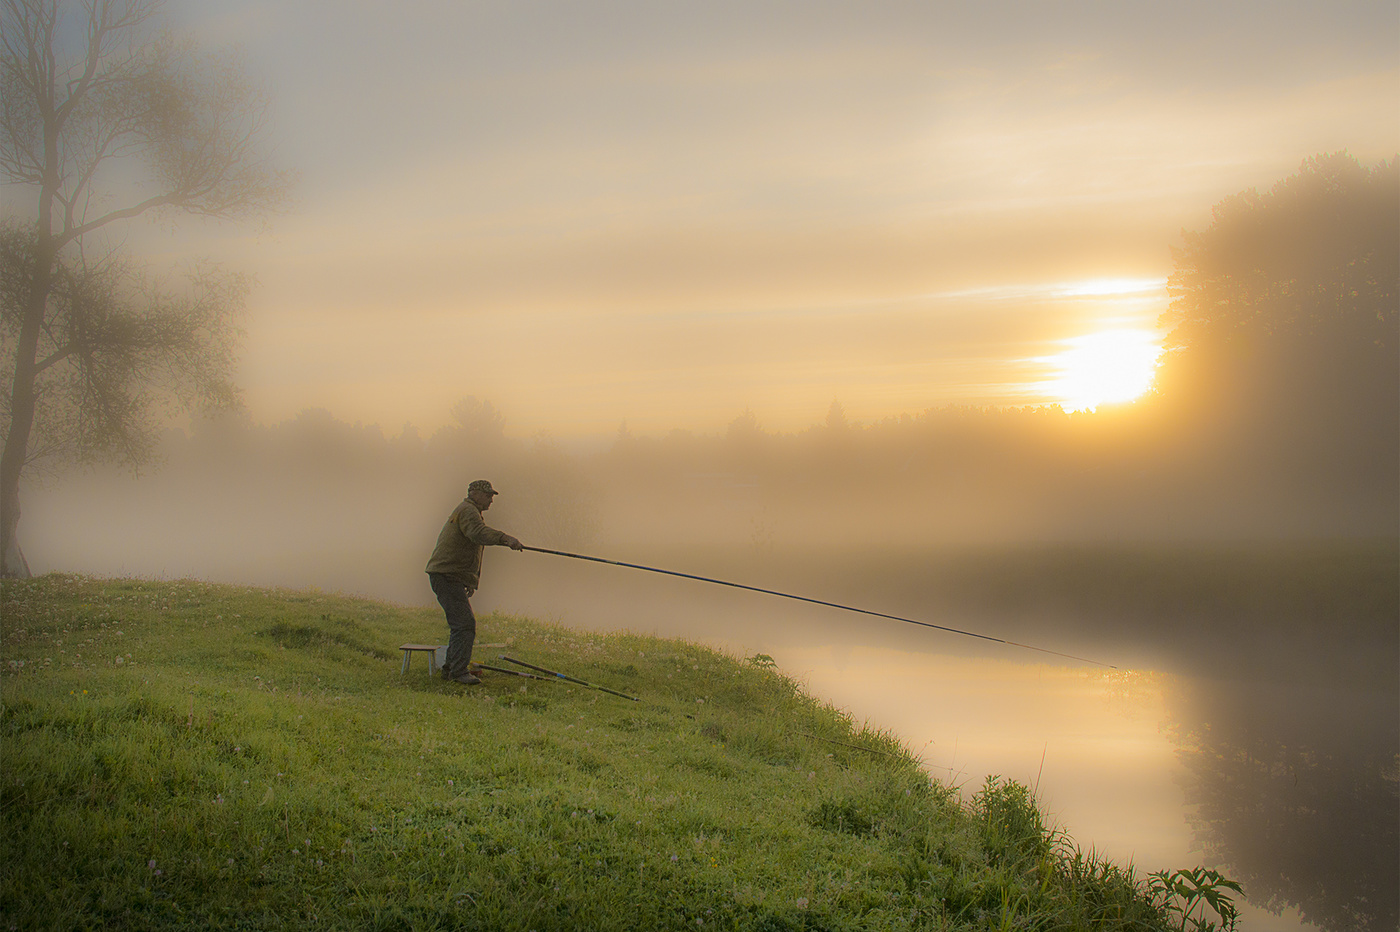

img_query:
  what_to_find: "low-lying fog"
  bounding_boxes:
[15,408,1399,932]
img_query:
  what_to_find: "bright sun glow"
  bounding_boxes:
[1040,329,1162,411]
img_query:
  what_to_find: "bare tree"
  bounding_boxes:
[0,0,288,576]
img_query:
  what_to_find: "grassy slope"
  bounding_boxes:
[2,576,1169,931]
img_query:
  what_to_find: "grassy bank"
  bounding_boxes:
[2,575,1181,931]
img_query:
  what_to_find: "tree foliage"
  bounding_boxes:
[1156,153,1398,482]
[0,222,246,470]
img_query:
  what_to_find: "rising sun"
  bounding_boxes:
[1040,329,1162,411]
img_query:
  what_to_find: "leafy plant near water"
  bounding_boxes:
[1148,867,1243,932]
[2,574,1211,930]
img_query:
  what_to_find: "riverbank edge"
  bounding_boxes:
[2,574,1194,930]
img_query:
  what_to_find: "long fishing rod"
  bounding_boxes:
[499,655,640,701]
[521,546,1116,669]
[472,662,550,681]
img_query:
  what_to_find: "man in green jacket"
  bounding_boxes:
[425,479,524,684]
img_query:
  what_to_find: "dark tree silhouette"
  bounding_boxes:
[1156,153,1399,496]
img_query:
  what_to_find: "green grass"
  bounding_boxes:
[2,575,1177,931]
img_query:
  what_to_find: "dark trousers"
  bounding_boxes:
[428,573,476,679]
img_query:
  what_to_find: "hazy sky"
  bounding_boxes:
[117,1,1400,435]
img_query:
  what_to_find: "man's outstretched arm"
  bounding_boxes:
[461,508,524,550]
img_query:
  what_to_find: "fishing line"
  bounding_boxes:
[521,546,1117,669]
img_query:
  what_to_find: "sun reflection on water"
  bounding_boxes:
[781,647,1319,931]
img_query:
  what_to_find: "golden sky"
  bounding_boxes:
[124,1,1400,436]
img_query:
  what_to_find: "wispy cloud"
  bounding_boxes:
[121,1,1400,435]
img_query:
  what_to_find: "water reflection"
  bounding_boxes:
[1165,674,1399,932]
[774,647,1399,932]
[779,650,1191,866]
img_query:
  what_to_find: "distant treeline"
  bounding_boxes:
[169,378,1393,551]
[157,153,1396,548]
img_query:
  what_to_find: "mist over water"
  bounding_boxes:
[20,414,1398,932]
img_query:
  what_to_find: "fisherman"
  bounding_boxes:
[425,479,524,685]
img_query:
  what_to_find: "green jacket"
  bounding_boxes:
[425,500,511,590]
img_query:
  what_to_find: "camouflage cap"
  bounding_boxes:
[468,479,499,496]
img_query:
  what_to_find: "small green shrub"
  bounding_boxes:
[971,775,1049,870]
